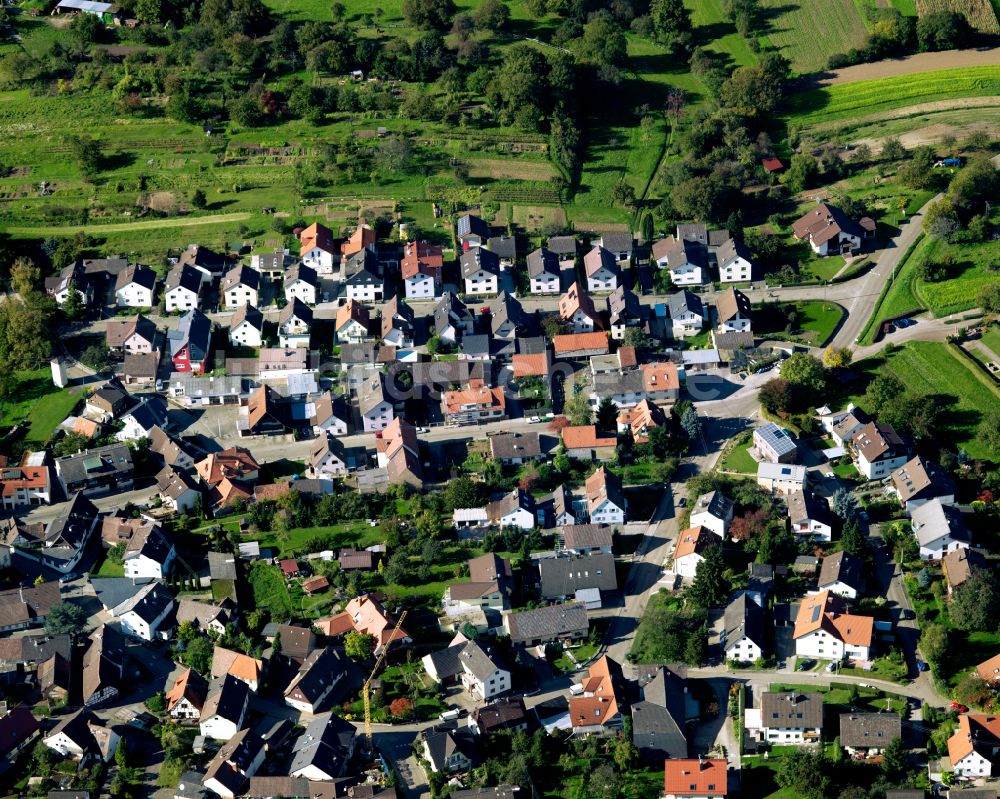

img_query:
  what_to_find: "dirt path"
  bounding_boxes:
[0,211,252,237]
[798,47,1000,89]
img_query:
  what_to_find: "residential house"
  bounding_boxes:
[284,647,346,714]
[57,445,134,496]
[486,489,535,530]
[716,239,754,283]
[176,244,229,286]
[156,466,199,513]
[195,447,260,486]
[583,245,620,292]
[289,712,356,780]
[0,464,52,509]
[559,282,603,334]
[890,456,956,513]
[341,221,376,260]
[420,726,475,774]
[168,310,212,374]
[84,380,133,422]
[553,332,610,359]
[562,425,617,461]
[222,265,260,309]
[539,552,617,608]
[0,705,40,766]
[489,432,542,465]
[336,300,371,344]
[786,491,834,542]
[251,249,290,280]
[830,408,868,447]
[976,653,1000,686]
[166,668,209,723]
[948,714,1000,777]
[792,203,872,256]
[755,692,823,744]
[81,624,126,707]
[849,422,908,480]
[716,288,752,334]
[43,709,119,764]
[548,235,578,269]
[309,392,349,436]
[202,729,266,799]
[631,667,688,762]
[46,262,90,307]
[561,525,613,555]
[284,263,318,305]
[672,526,720,580]
[912,498,971,561]
[668,290,705,338]
[211,647,263,692]
[279,299,313,349]
[590,361,680,409]
[527,247,560,294]
[840,713,901,756]
[381,296,415,348]
[597,233,632,264]
[618,399,669,443]
[357,373,393,432]
[401,241,443,299]
[471,698,531,737]
[1,492,97,574]
[298,223,336,274]
[757,462,807,495]
[160,264,202,311]
[461,248,500,295]
[117,581,174,641]
[433,292,474,345]
[123,523,175,580]
[723,592,766,664]
[443,553,513,615]
[753,422,797,463]
[343,250,384,303]
[569,656,624,736]
[442,381,506,425]
[817,551,865,600]
[315,594,411,653]
[690,491,733,537]
[115,398,169,443]
[422,638,510,701]
[175,599,233,635]
[793,591,873,661]
[122,351,159,386]
[662,759,728,799]
[944,548,986,595]
[115,264,156,308]
[487,291,524,340]
[376,417,424,489]
[487,235,517,269]
[106,315,157,356]
[457,214,489,249]
[201,674,250,740]
[503,602,589,647]
[607,285,643,340]
[653,238,707,286]
[307,436,348,479]
[586,467,626,525]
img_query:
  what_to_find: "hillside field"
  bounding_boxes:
[760,0,869,74]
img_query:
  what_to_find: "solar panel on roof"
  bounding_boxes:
[811,605,821,622]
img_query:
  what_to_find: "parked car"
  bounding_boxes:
[950,702,969,713]
[917,660,929,672]
[825,661,838,672]
[797,658,816,671]
[677,497,687,508]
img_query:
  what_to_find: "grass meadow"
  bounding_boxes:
[759,0,868,74]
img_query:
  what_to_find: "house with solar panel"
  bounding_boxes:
[753,422,798,464]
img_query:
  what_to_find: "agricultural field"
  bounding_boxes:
[758,0,868,74]
[851,341,1000,460]
[915,0,1000,34]
[864,231,1000,340]
[784,66,1000,129]
[686,0,759,69]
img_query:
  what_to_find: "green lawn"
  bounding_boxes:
[851,341,1000,460]
[753,301,845,346]
[785,65,1000,128]
[759,0,868,74]
[687,0,759,69]
[804,255,846,282]
[721,432,758,474]
[981,323,1000,357]
[0,369,81,447]
[92,550,124,578]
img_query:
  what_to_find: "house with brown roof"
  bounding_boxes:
[663,759,728,799]
[818,551,865,599]
[792,203,872,256]
[947,714,1000,777]
[793,591,873,662]
[786,491,834,542]
[586,466,626,525]
[672,526,720,580]
[336,300,372,344]
[890,455,956,513]
[229,304,264,348]
[569,655,624,736]
[299,223,336,273]
[590,361,680,409]
[106,315,157,355]
[489,432,542,465]
[849,422,908,480]
[975,653,1000,686]
[561,425,617,460]
[716,288,752,334]
[616,399,668,443]
[238,385,288,437]
[561,525,613,555]
[123,351,160,386]
[375,417,424,488]
[584,245,620,292]
[840,712,901,757]
[166,668,209,722]
[753,692,823,744]
[944,547,986,595]
[552,332,610,359]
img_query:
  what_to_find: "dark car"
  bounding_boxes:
[917,660,929,672]
[797,658,816,671]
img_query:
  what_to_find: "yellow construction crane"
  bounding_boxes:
[363,609,408,750]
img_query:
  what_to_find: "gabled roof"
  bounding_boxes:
[336,300,370,333]
[791,203,863,245]
[196,447,259,486]
[663,759,728,796]
[547,235,578,255]
[562,425,616,450]
[818,551,864,593]
[231,303,263,332]
[786,490,833,528]
[673,526,717,561]
[716,287,751,323]
[166,667,209,714]
[299,223,335,256]
[911,498,970,548]
[222,264,259,293]
[165,264,202,295]
[839,712,901,748]
[891,456,955,503]
[667,290,703,318]
[539,552,617,599]
[460,247,500,279]
[341,223,375,257]
[527,247,560,278]
[716,237,752,267]
[583,245,619,277]
[561,524,613,551]
[487,235,517,259]
[168,310,212,362]
[401,241,443,280]
[115,264,156,292]
[851,421,905,463]
[284,647,345,705]
[724,592,765,649]
[285,262,318,287]
[211,646,262,686]
[792,590,873,647]
[489,432,541,461]
[552,332,610,355]
[107,314,157,348]
[692,490,733,522]
[289,712,355,779]
[203,728,265,796]
[599,232,632,253]
[505,602,588,643]
[761,692,823,729]
[559,282,600,324]
[585,466,625,515]
[569,655,623,728]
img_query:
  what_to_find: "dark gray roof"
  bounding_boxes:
[667,290,703,319]
[561,525,613,551]
[713,330,756,351]
[57,445,133,487]
[91,577,153,612]
[676,223,708,245]
[527,247,559,278]
[457,639,504,682]
[421,726,476,772]
[339,343,376,365]
[607,285,642,324]
[124,398,168,433]
[202,673,248,724]
[168,310,212,362]
[839,712,901,748]
[285,647,346,705]
[506,602,588,644]
[761,692,823,729]
[460,248,499,279]
[818,551,865,593]
[599,232,633,253]
[286,262,317,287]
[490,432,541,461]
[433,292,472,336]
[424,644,463,680]
[724,592,766,650]
[632,667,688,760]
[279,297,313,327]
[45,492,98,550]
[487,291,524,334]
[222,264,259,292]
[716,237,752,267]
[357,373,388,416]
[457,214,489,240]
[122,582,173,624]
[289,712,355,779]
[487,236,517,259]
[693,490,733,521]
[666,239,707,271]
[547,235,577,255]
[472,698,528,735]
[203,729,265,796]
[207,551,238,581]
[538,553,617,599]
[462,335,490,358]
